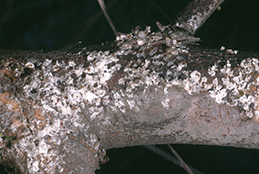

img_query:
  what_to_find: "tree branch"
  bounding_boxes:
[1,0,259,173]
[174,0,224,34]
[1,22,259,173]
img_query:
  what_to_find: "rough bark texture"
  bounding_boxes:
[1,0,259,173]
[174,0,225,34]
[1,22,259,173]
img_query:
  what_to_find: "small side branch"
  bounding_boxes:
[173,0,224,34]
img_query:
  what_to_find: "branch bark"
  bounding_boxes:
[174,0,225,34]
[1,25,259,173]
[1,0,259,173]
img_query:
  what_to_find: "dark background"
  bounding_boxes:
[0,0,259,173]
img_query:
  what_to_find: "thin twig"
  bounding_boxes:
[97,0,118,36]
[144,145,203,174]
[64,0,119,48]
[167,144,194,174]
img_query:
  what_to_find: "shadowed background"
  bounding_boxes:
[0,0,259,173]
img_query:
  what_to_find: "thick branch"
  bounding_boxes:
[1,24,259,173]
